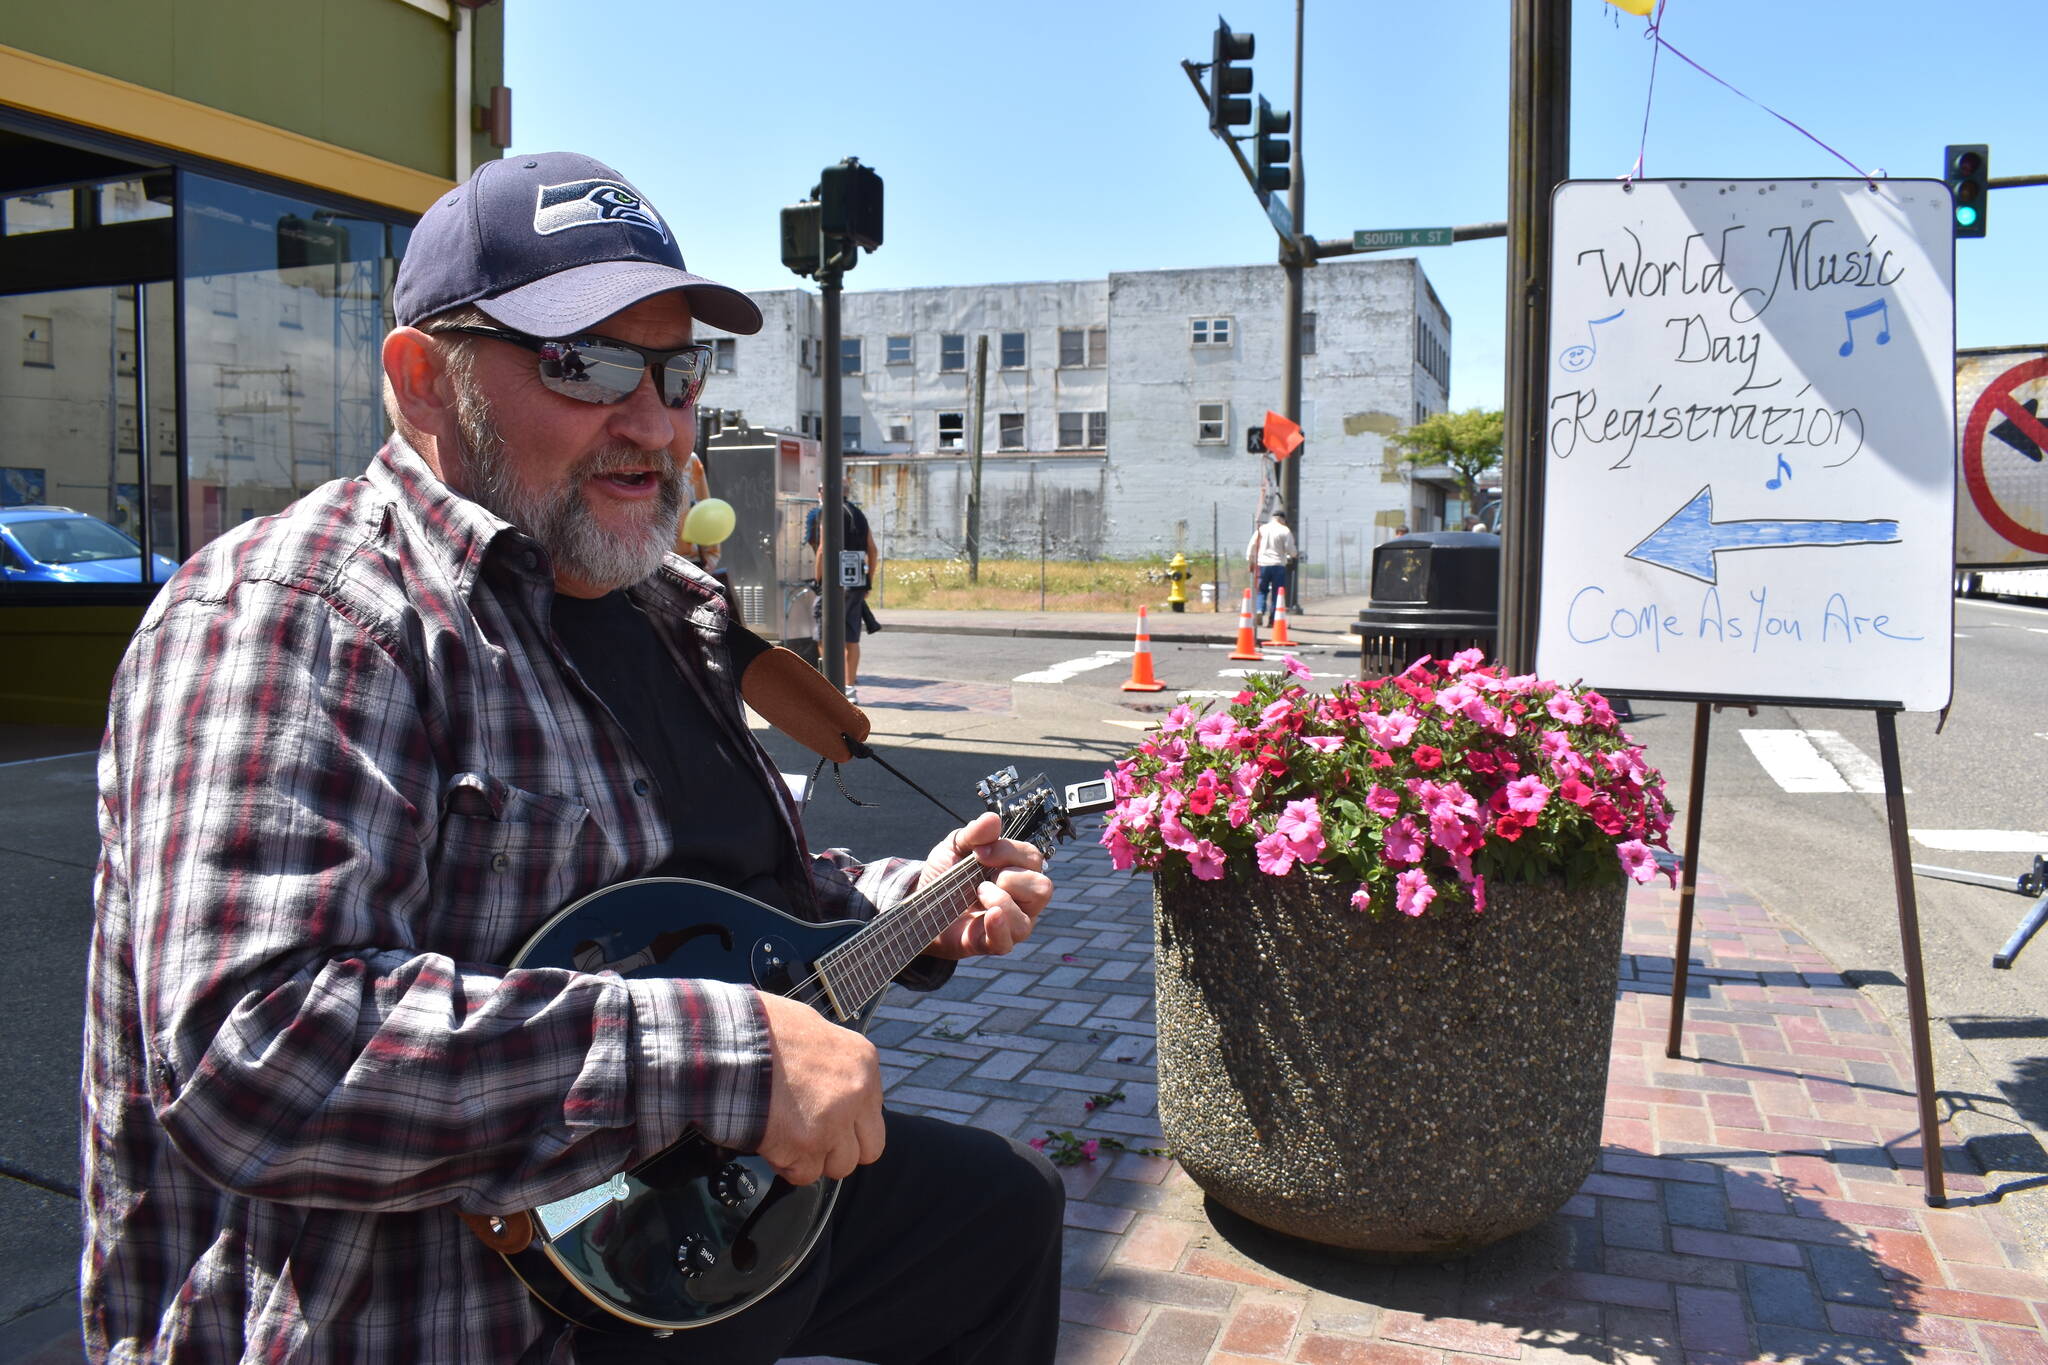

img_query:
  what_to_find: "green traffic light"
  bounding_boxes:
[1957,205,1980,228]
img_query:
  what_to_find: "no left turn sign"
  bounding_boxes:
[1962,354,2048,557]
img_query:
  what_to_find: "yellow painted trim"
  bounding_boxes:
[0,43,452,215]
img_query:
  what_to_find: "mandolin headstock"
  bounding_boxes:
[975,767,1117,860]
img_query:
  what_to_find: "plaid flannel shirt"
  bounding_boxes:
[83,439,931,1362]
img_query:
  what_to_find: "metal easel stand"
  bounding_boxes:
[1912,854,2048,969]
[1664,701,1949,1206]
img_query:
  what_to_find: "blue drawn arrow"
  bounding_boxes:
[1625,485,1901,585]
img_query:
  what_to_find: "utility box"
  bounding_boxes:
[701,421,819,646]
[1350,531,1500,677]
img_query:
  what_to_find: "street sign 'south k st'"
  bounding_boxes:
[1352,227,1453,250]
[1265,193,1295,242]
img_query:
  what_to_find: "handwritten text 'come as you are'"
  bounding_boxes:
[1547,217,1905,471]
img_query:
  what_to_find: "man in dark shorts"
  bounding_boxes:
[806,486,880,702]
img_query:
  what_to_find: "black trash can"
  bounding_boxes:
[1350,531,1499,679]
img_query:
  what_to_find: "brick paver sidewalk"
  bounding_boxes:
[869,829,2048,1365]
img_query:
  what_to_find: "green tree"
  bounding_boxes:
[1389,408,1504,516]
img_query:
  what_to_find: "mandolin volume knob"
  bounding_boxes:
[675,1232,720,1277]
[711,1163,760,1209]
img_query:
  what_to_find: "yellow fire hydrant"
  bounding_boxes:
[1165,552,1189,612]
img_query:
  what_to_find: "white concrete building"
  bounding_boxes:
[696,256,1453,566]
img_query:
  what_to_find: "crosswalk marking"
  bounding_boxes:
[1909,829,2048,852]
[1739,728,1893,794]
[1013,651,1128,684]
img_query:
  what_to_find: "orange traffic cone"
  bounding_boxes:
[1229,589,1265,661]
[1121,605,1167,692]
[1269,587,1296,646]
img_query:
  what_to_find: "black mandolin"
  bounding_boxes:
[463,768,1111,1337]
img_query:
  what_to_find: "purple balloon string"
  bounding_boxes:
[1627,0,1874,186]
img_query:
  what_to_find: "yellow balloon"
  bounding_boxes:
[681,496,736,547]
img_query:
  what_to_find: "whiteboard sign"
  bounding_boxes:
[1536,179,1955,711]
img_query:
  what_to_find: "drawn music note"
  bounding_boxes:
[1559,308,1625,373]
[1838,298,1891,357]
[1765,454,1792,490]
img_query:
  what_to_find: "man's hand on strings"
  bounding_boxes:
[917,811,1053,959]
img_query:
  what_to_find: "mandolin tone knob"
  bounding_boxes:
[675,1232,720,1277]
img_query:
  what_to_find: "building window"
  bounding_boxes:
[1190,317,1231,347]
[840,337,862,375]
[279,289,303,330]
[842,415,861,450]
[116,327,138,377]
[1000,331,1026,369]
[1057,327,1106,368]
[940,333,965,372]
[21,315,52,367]
[886,417,911,444]
[937,412,965,450]
[998,413,1025,450]
[799,338,816,372]
[1301,311,1317,356]
[1197,401,1227,443]
[712,337,736,373]
[1057,411,1106,450]
[886,335,912,366]
[210,275,237,317]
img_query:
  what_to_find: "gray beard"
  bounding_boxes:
[452,380,683,592]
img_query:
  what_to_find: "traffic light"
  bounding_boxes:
[1209,20,1254,135]
[779,200,821,278]
[1254,96,1291,194]
[819,157,884,253]
[1945,143,1989,238]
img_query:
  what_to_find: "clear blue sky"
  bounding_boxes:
[505,0,2046,411]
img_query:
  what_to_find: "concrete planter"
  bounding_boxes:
[1152,869,1627,1257]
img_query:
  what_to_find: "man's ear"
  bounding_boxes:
[383,327,458,450]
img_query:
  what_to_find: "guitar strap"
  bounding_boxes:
[737,646,967,824]
[738,646,869,761]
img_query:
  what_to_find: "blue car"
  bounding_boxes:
[0,506,179,584]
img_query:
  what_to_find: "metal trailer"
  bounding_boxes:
[699,421,820,649]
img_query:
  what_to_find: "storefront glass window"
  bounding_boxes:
[180,173,405,553]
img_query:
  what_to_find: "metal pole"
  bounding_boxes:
[1279,0,1305,545]
[820,267,846,690]
[1497,0,1570,671]
[968,335,988,583]
[1665,702,1712,1058]
[1874,708,1948,1206]
[1039,506,1047,612]
[1212,502,1221,611]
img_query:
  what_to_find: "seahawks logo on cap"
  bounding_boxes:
[532,179,670,243]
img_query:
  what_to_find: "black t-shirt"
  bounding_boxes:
[804,501,871,589]
[550,591,789,909]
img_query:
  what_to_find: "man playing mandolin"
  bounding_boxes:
[83,152,1064,1363]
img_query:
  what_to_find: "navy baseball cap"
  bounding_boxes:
[393,152,763,336]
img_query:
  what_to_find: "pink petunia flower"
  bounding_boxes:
[1363,710,1418,748]
[1366,784,1402,818]
[1617,839,1657,884]
[1185,768,1222,815]
[1283,654,1313,681]
[1188,839,1228,880]
[1412,744,1444,771]
[1449,647,1486,675]
[1226,795,1253,828]
[1276,798,1326,863]
[1195,712,1240,749]
[1349,884,1373,913]
[1395,867,1436,917]
[1505,775,1551,815]
[1469,875,1488,914]
[1301,734,1343,753]
[1546,692,1588,725]
[1255,828,1301,876]
[1383,816,1424,864]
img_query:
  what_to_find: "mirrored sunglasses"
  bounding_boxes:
[428,323,713,410]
